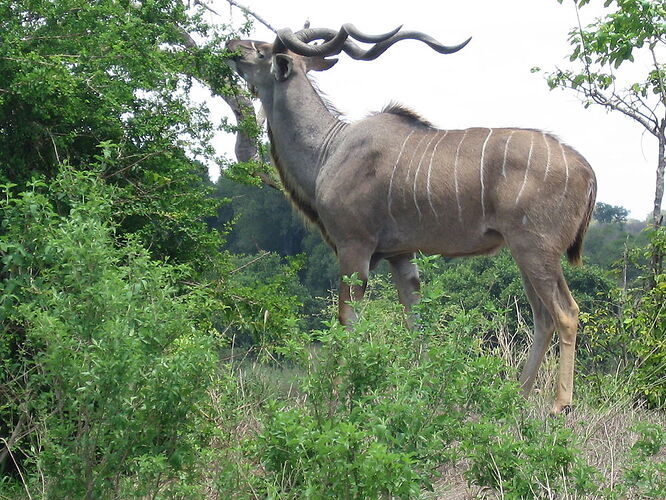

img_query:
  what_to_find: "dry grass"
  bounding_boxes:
[428,347,665,499]
[429,407,664,499]
[423,316,666,499]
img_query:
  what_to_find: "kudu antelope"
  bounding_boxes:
[226,25,596,414]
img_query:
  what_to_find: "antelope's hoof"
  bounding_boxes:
[549,403,573,417]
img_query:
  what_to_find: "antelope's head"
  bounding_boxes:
[226,24,471,96]
[225,38,337,97]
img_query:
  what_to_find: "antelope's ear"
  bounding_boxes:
[271,53,293,81]
[306,57,338,72]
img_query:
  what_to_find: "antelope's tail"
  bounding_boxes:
[567,177,597,266]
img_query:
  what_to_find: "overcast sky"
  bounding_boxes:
[203,0,659,219]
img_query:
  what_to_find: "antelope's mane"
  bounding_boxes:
[379,102,434,128]
[308,76,345,120]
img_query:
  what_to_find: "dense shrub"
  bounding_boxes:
[223,252,310,357]
[580,227,666,408]
[254,266,600,498]
[0,170,221,497]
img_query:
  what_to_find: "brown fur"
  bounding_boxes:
[567,177,596,266]
[267,127,337,251]
[309,77,344,118]
[227,35,596,415]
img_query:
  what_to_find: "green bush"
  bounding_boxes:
[2,170,661,498]
[461,418,598,499]
[626,275,666,408]
[0,170,221,498]
[254,262,599,498]
[258,406,420,498]
[614,423,666,498]
[224,252,310,358]
[580,227,666,408]
[627,227,666,408]
[419,251,615,351]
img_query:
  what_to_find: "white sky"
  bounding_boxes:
[202,0,660,219]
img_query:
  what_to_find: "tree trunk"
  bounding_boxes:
[653,136,665,227]
[649,133,665,286]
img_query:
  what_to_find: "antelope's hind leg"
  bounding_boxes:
[510,242,580,415]
[517,269,556,397]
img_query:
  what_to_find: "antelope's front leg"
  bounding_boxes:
[337,245,372,326]
[388,253,420,328]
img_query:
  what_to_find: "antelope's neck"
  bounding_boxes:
[263,73,345,202]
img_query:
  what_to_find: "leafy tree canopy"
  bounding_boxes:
[0,0,239,265]
[547,0,665,228]
[594,201,630,223]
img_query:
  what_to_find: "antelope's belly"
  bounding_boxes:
[377,215,505,257]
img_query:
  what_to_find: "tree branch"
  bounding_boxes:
[193,0,220,17]
[594,93,658,135]
[556,70,657,133]
[177,28,198,50]
[610,89,659,131]
[174,16,281,190]
[649,42,666,109]
[0,413,25,467]
[230,250,270,274]
[222,88,282,190]
[222,0,277,33]
[563,73,660,134]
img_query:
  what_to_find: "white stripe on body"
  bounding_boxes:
[559,142,570,203]
[387,130,415,224]
[501,130,516,178]
[426,131,449,218]
[515,133,534,206]
[480,128,493,219]
[453,130,468,224]
[402,133,429,204]
[412,131,441,219]
[542,132,552,180]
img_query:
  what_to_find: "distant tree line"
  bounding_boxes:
[593,202,630,224]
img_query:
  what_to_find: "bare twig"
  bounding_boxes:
[177,28,198,50]
[601,92,658,134]
[48,130,61,164]
[101,150,167,179]
[193,0,220,16]
[603,422,616,490]
[20,33,85,41]
[0,413,25,466]
[0,437,32,500]
[254,170,281,190]
[557,68,660,134]
[574,2,595,98]
[649,42,666,108]
[222,0,277,33]
[230,250,270,274]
